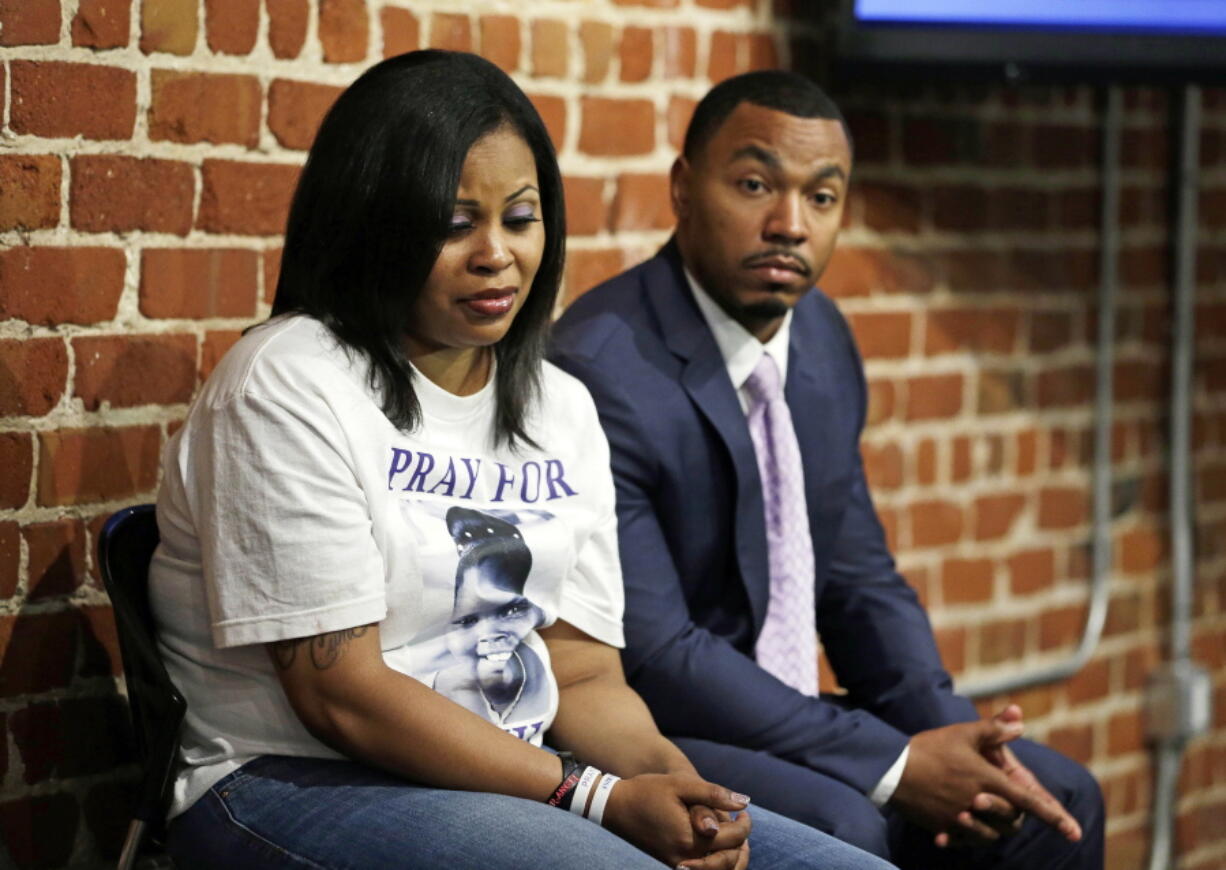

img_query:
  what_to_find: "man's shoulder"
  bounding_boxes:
[552,252,672,362]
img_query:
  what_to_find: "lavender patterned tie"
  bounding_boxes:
[745,353,818,696]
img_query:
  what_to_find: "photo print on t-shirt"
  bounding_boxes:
[391,499,566,742]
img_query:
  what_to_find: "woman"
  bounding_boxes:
[149,50,893,870]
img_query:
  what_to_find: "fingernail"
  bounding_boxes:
[732,792,751,805]
[703,818,720,834]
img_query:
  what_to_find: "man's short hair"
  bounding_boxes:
[682,70,850,161]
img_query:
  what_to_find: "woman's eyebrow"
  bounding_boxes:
[454,184,539,208]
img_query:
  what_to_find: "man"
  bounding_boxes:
[550,70,1104,868]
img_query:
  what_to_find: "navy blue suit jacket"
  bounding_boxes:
[550,241,979,795]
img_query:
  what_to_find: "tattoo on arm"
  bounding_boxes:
[271,625,372,671]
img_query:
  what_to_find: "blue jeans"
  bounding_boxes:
[166,755,896,869]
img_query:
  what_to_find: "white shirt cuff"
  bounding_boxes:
[869,745,909,807]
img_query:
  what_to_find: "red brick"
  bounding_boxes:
[0,792,78,868]
[1035,124,1095,169]
[0,611,79,696]
[940,248,1009,294]
[205,0,257,54]
[865,378,895,426]
[1118,526,1164,574]
[140,0,197,54]
[906,373,962,421]
[1047,724,1094,765]
[1107,710,1144,755]
[662,27,696,78]
[1065,657,1110,704]
[668,95,697,152]
[976,368,1026,415]
[1114,360,1163,402]
[861,442,902,490]
[1007,548,1055,596]
[1039,487,1089,530]
[72,0,131,48]
[0,247,125,327]
[479,15,519,71]
[747,34,778,72]
[267,0,308,58]
[73,334,198,410]
[563,176,607,237]
[580,21,614,83]
[429,12,471,52]
[0,338,67,417]
[199,160,300,237]
[931,185,988,232]
[858,183,920,233]
[268,79,342,150]
[978,618,1027,667]
[848,312,911,359]
[1040,605,1087,651]
[0,0,59,45]
[909,500,963,548]
[822,247,937,298]
[202,330,243,381]
[150,70,261,146]
[708,30,747,83]
[0,524,17,598]
[934,626,967,673]
[24,519,87,600]
[0,154,60,231]
[1105,829,1148,870]
[1030,310,1075,353]
[37,426,160,506]
[620,26,653,82]
[941,558,994,604]
[141,248,259,319]
[973,492,1026,541]
[565,249,625,306]
[1056,188,1099,230]
[70,155,194,235]
[951,436,973,482]
[264,247,283,304]
[10,62,136,140]
[0,435,32,511]
[915,439,937,485]
[580,97,655,156]
[1037,364,1094,408]
[925,309,1019,355]
[532,19,568,78]
[319,0,368,62]
[611,173,672,232]
[527,94,566,153]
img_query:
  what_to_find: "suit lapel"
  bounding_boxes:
[646,242,771,634]
[785,305,836,562]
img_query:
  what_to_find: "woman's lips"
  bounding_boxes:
[461,287,517,317]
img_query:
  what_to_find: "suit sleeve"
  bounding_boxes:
[815,302,979,733]
[552,347,911,796]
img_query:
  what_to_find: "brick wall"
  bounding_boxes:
[0,1,1221,868]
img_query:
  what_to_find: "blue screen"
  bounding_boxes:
[856,0,1226,36]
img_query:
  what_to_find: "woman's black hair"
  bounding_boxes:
[272,50,565,449]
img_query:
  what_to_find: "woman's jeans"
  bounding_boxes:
[166,755,896,869]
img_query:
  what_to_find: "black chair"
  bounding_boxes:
[98,504,185,870]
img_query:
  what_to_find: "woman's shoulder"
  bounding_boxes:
[199,314,364,408]
[539,360,600,416]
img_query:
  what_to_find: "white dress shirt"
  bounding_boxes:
[684,269,908,807]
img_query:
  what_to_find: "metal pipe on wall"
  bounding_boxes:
[962,86,1122,700]
[1145,82,1214,870]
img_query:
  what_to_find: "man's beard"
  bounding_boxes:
[739,296,791,322]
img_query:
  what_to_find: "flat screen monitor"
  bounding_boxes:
[836,0,1226,83]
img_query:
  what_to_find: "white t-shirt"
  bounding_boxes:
[149,314,625,818]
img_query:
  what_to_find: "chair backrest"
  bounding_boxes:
[98,504,186,826]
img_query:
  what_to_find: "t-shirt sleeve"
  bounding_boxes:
[554,386,626,649]
[185,384,387,649]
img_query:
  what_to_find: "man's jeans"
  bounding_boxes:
[166,755,896,869]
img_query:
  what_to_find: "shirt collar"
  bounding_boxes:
[684,267,791,392]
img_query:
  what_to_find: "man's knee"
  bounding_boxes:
[822,800,891,860]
